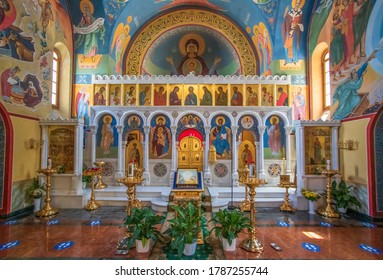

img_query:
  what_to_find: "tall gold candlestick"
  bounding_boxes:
[84,167,102,211]
[240,178,267,253]
[278,175,296,212]
[317,169,340,218]
[36,167,58,217]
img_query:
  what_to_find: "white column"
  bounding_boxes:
[41,125,48,169]
[204,125,212,186]
[258,125,266,178]
[89,125,97,165]
[255,141,260,177]
[170,125,177,172]
[295,124,305,193]
[115,125,124,178]
[74,123,82,174]
[331,126,340,170]
[142,125,151,185]
[284,125,292,175]
[122,140,127,176]
[231,125,239,187]
[169,125,178,188]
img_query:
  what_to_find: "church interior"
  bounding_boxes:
[0,0,383,260]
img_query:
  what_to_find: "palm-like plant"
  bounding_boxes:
[124,207,165,248]
[209,209,250,246]
[164,202,202,258]
[331,180,361,211]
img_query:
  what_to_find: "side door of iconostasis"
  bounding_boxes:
[95,114,118,184]
[237,115,259,176]
[123,114,144,176]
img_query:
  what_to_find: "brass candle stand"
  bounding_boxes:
[278,175,296,212]
[131,165,144,209]
[238,165,251,212]
[36,167,58,217]
[240,177,267,253]
[83,167,102,211]
[317,169,340,218]
[116,176,143,215]
[94,161,108,189]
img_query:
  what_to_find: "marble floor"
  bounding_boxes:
[0,206,382,260]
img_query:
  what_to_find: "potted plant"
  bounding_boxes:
[331,180,361,213]
[164,202,202,258]
[301,188,322,214]
[209,208,250,251]
[26,177,46,212]
[124,207,165,253]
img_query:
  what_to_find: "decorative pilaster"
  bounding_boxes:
[121,141,127,176]
[142,125,151,185]
[295,125,305,193]
[255,141,260,177]
[258,125,266,178]
[231,125,239,187]
[89,125,97,165]
[169,125,178,188]
[204,125,212,186]
[284,125,292,175]
[331,126,339,170]
[41,125,48,169]
[115,125,124,178]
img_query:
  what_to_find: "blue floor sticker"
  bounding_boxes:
[277,221,290,227]
[362,222,377,228]
[89,220,101,226]
[47,219,59,225]
[54,241,74,251]
[4,220,17,225]
[0,241,20,251]
[359,244,381,254]
[302,242,321,252]
[320,222,333,228]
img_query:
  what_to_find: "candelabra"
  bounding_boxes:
[318,168,340,218]
[94,161,107,189]
[36,167,58,217]
[116,174,143,215]
[238,164,251,212]
[278,175,296,212]
[83,167,102,211]
[240,177,267,253]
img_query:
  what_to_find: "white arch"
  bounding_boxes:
[207,111,235,127]
[93,110,120,126]
[175,111,208,129]
[120,110,147,127]
[262,111,290,126]
[147,110,175,127]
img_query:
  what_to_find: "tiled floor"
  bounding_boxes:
[0,207,382,260]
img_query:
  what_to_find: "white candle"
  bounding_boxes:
[249,164,254,178]
[128,162,135,177]
[326,159,331,170]
[47,157,52,169]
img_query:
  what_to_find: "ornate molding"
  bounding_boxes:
[123,9,258,75]
[92,73,291,85]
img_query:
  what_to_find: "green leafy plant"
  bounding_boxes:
[124,207,165,248]
[331,180,361,210]
[209,209,250,246]
[301,189,322,202]
[26,177,46,199]
[164,202,202,258]
[82,165,92,184]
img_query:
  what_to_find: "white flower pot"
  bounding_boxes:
[34,198,41,212]
[183,242,197,256]
[222,237,237,251]
[136,239,152,253]
[308,200,317,215]
[337,207,347,214]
